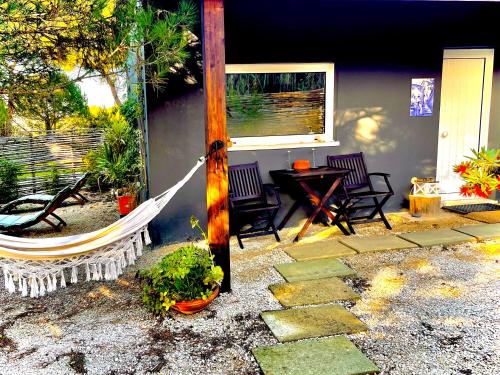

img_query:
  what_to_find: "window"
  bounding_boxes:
[226,63,337,150]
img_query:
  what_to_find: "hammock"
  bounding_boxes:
[0,156,206,298]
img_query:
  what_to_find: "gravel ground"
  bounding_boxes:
[0,196,498,374]
[346,240,500,375]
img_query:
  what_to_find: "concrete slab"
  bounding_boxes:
[453,223,500,240]
[274,258,356,283]
[466,210,500,224]
[284,240,356,261]
[398,229,476,247]
[269,277,360,307]
[261,304,367,342]
[252,336,379,375]
[339,235,415,253]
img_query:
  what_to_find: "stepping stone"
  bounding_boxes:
[398,229,476,247]
[339,235,415,253]
[453,223,500,240]
[466,211,500,224]
[275,258,356,282]
[261,304,367,342]
[269,277,360,307]
[252,336,379,375]
[284,240,356,261]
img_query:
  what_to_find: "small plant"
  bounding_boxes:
[139,217,223,315]
[43,162,63,194]
[0,158,21,203]
[454,147,500,198]
[83,109,142,195]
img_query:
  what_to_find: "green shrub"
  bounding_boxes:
[139,244,224,315]
[0,159,21,203]
[83,149,105,192]
[83,110,142,194]
[43,162,64,194]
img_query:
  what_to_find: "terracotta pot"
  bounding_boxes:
[293,159,311,171]
[171,286,220,315]
[117,194,137,215]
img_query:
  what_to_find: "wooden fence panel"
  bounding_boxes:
[0,129,103,195]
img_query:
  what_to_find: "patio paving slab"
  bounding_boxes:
[274,258,356,282]
[466,210,500,224]
[339,235,415,253]
[269,277,360,307]
[397,229,476,247]
[453,223,500,240]
[284,240,356,261]
[252,336,379,375]
[261,304,368,342]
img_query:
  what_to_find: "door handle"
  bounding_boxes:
[441,131,449,138]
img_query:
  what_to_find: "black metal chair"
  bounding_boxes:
[228,162,281,249]
[327,152,393,233]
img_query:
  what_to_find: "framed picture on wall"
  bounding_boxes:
[410,78,435,117]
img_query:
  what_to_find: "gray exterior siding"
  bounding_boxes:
[147,0,500,245]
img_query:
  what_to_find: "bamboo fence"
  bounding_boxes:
[0,129,104,195]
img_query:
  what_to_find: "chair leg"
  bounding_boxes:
[271,222,281,242]
[346,218,356,234]
[75,192,89,203]
[42,218,61,232]
[372,196,392,230]
[51,213,67,227]
[236,234,244,249]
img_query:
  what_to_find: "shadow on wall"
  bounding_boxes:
[335,106,400,155]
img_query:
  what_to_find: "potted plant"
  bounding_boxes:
[139,217,224,315]
[94,112,142,215]
[453,147,500,198]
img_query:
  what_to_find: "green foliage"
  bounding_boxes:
[454,147,500,198]
[0,100,7,131]
[140,244,223,315]
[0,158,21,203]
[43,162,64,194]
[84,109,141,193]
[13,71,88,132]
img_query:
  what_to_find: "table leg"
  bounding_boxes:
[294,177,349,241]
[299,182,337,221]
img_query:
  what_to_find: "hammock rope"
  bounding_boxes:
[0,156,207,297]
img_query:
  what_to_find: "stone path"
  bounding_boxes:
[269,277,359,307]
[252,223,500,374]
[274,258,356,282]
[262,304,368,342]
[252,336,380,375]
[284,240,356,260]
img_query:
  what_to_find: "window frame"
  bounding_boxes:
[225,63,337,151]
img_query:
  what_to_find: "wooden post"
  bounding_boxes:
[202,0,230,292]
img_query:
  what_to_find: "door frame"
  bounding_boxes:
[436,48,494,194]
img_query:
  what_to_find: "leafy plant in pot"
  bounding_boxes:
[139,217,224,315]
[454,147,500,198]
[94,112,142,215]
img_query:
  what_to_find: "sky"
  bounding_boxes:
[76,76,116,108]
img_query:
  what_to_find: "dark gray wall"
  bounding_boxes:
[147,90,207,244]
[147,0,500,245]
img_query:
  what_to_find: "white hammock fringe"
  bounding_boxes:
[1,227,151,297]
[0,156,206,297]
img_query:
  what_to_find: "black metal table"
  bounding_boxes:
[269,166,351,241]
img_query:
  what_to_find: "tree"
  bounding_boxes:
[0,0,110,95]
[0,0,198,104]
[13,71,88,131]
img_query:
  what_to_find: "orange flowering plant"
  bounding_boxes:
[453,147,500,198]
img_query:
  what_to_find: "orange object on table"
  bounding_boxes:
[293,160,311,171]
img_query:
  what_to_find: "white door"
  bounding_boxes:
[436,49,494,195]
